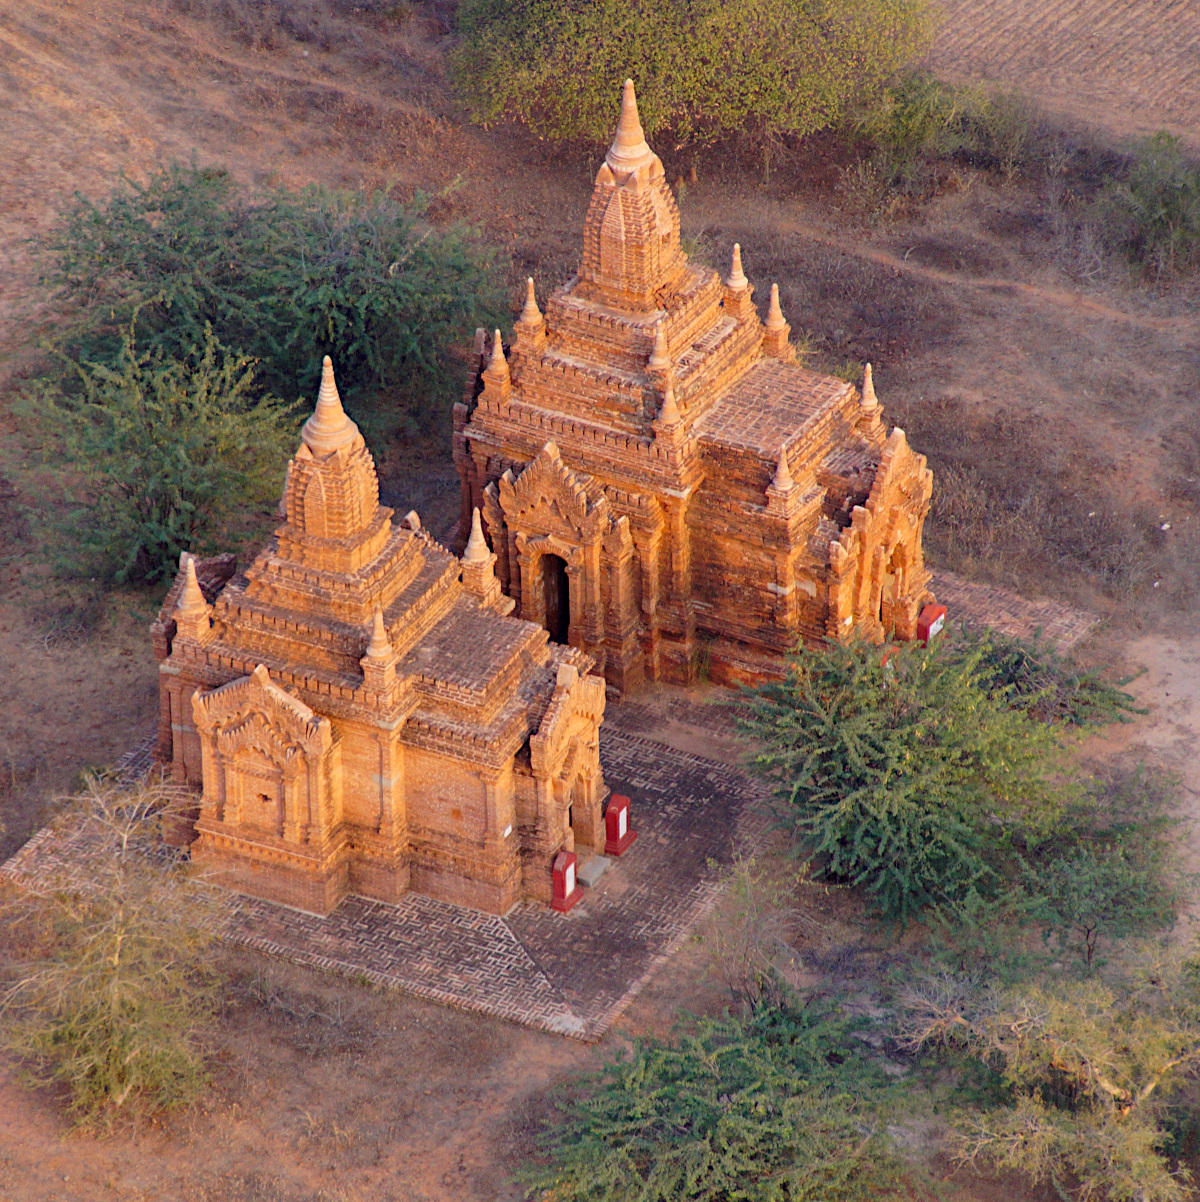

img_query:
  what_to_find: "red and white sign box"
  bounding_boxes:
[551,849,581,912]
[917,603,947,646]
[604,794,638,856]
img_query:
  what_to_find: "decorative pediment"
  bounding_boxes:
[530,661,607,778]
[499,442,611,543]
[193,664,333,763]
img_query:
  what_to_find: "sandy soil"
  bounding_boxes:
[926,0,1200,151]
[0,1,1198,1199]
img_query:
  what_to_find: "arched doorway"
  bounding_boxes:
[542,554,570,644]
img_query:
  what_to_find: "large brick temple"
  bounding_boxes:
[152,359,606,915]
[454,81,935,690]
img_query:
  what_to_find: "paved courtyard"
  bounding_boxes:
[3,725,770,1042]
[0,571,1095,1041]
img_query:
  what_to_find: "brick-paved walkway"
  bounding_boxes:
[1,574,1095,1041]
[930,569,1098,651]
[2,727,770,1043]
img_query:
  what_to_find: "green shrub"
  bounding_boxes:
[523,1002,910,1201]
[951,626,1144,727]
[0,776,227,1125]
[739,638,1073,924]
[26,322,297,585]
[42,164,505,433]
[452,0,931,160]
[1103,132,1200,277]
[846,72,1043,202]
[1022,764,1184,968]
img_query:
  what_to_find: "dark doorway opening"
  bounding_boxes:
[543,554,570,644]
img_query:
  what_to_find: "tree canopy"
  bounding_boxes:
[452,0,932,153]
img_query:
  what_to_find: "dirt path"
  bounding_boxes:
[760,214,1195,334]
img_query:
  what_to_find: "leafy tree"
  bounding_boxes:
[739,638,1073,923]
[27,322,297,585]
[0,775,228,1125]
[42,164,506,431]
[897,953,1200,1202]
[452,0,931,163]
[523,1003,912,1201]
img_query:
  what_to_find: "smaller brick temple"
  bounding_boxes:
[454,81,935,690]
[152,359,607,915]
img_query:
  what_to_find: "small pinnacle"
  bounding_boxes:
[302,355,359,454]
[176,556,208,615]
[765,284,787,331]
[462,507,491,564]
[487,329,509,377]
[519,278,543,326]
[607,79,654,174]
[365,608,391,661]
[648,322,672,372]
[658,379,682,426]
[861,362,880,409]
[772,449,795,492]
[727,243,748,291]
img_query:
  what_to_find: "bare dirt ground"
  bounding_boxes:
[926,0,1200,151]
[0,1,1198,1199]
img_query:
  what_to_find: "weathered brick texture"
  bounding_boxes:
[455,82,935,690]
[151,359,607,915]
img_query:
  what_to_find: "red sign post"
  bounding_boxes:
[551,849,581,912]
[604,794,638,856]
[917,603,948,646]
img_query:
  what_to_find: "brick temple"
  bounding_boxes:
[152,360,606,915]
[454,80,934,690]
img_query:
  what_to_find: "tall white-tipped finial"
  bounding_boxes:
[607,79,654,174]
[519,277,543,326]
[365,608,391,661]
[772,448,795,492]
[727,244,748,291]
[302,356,359,454]
[657,378,682,426]
[463,507,490,564]
[861,362,880,410]
[175,556,208,615]
[648,322,672,373]
[765,284,786,331]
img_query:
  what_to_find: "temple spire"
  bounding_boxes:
[861,362,880,411]
[462,507,490,564]
[762,284,795,362]
[607,79,654,175]
[727,243,748,291]
[858,362,884,438]
[365,608,391,661]
[481,328,512,401]
[657,378,682,426]
[459,506,509,611]
[772,448,795,492]
[175,556,207,616]
[519,278,542,327]
[302,356,359,454]
[765,284,786,331]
